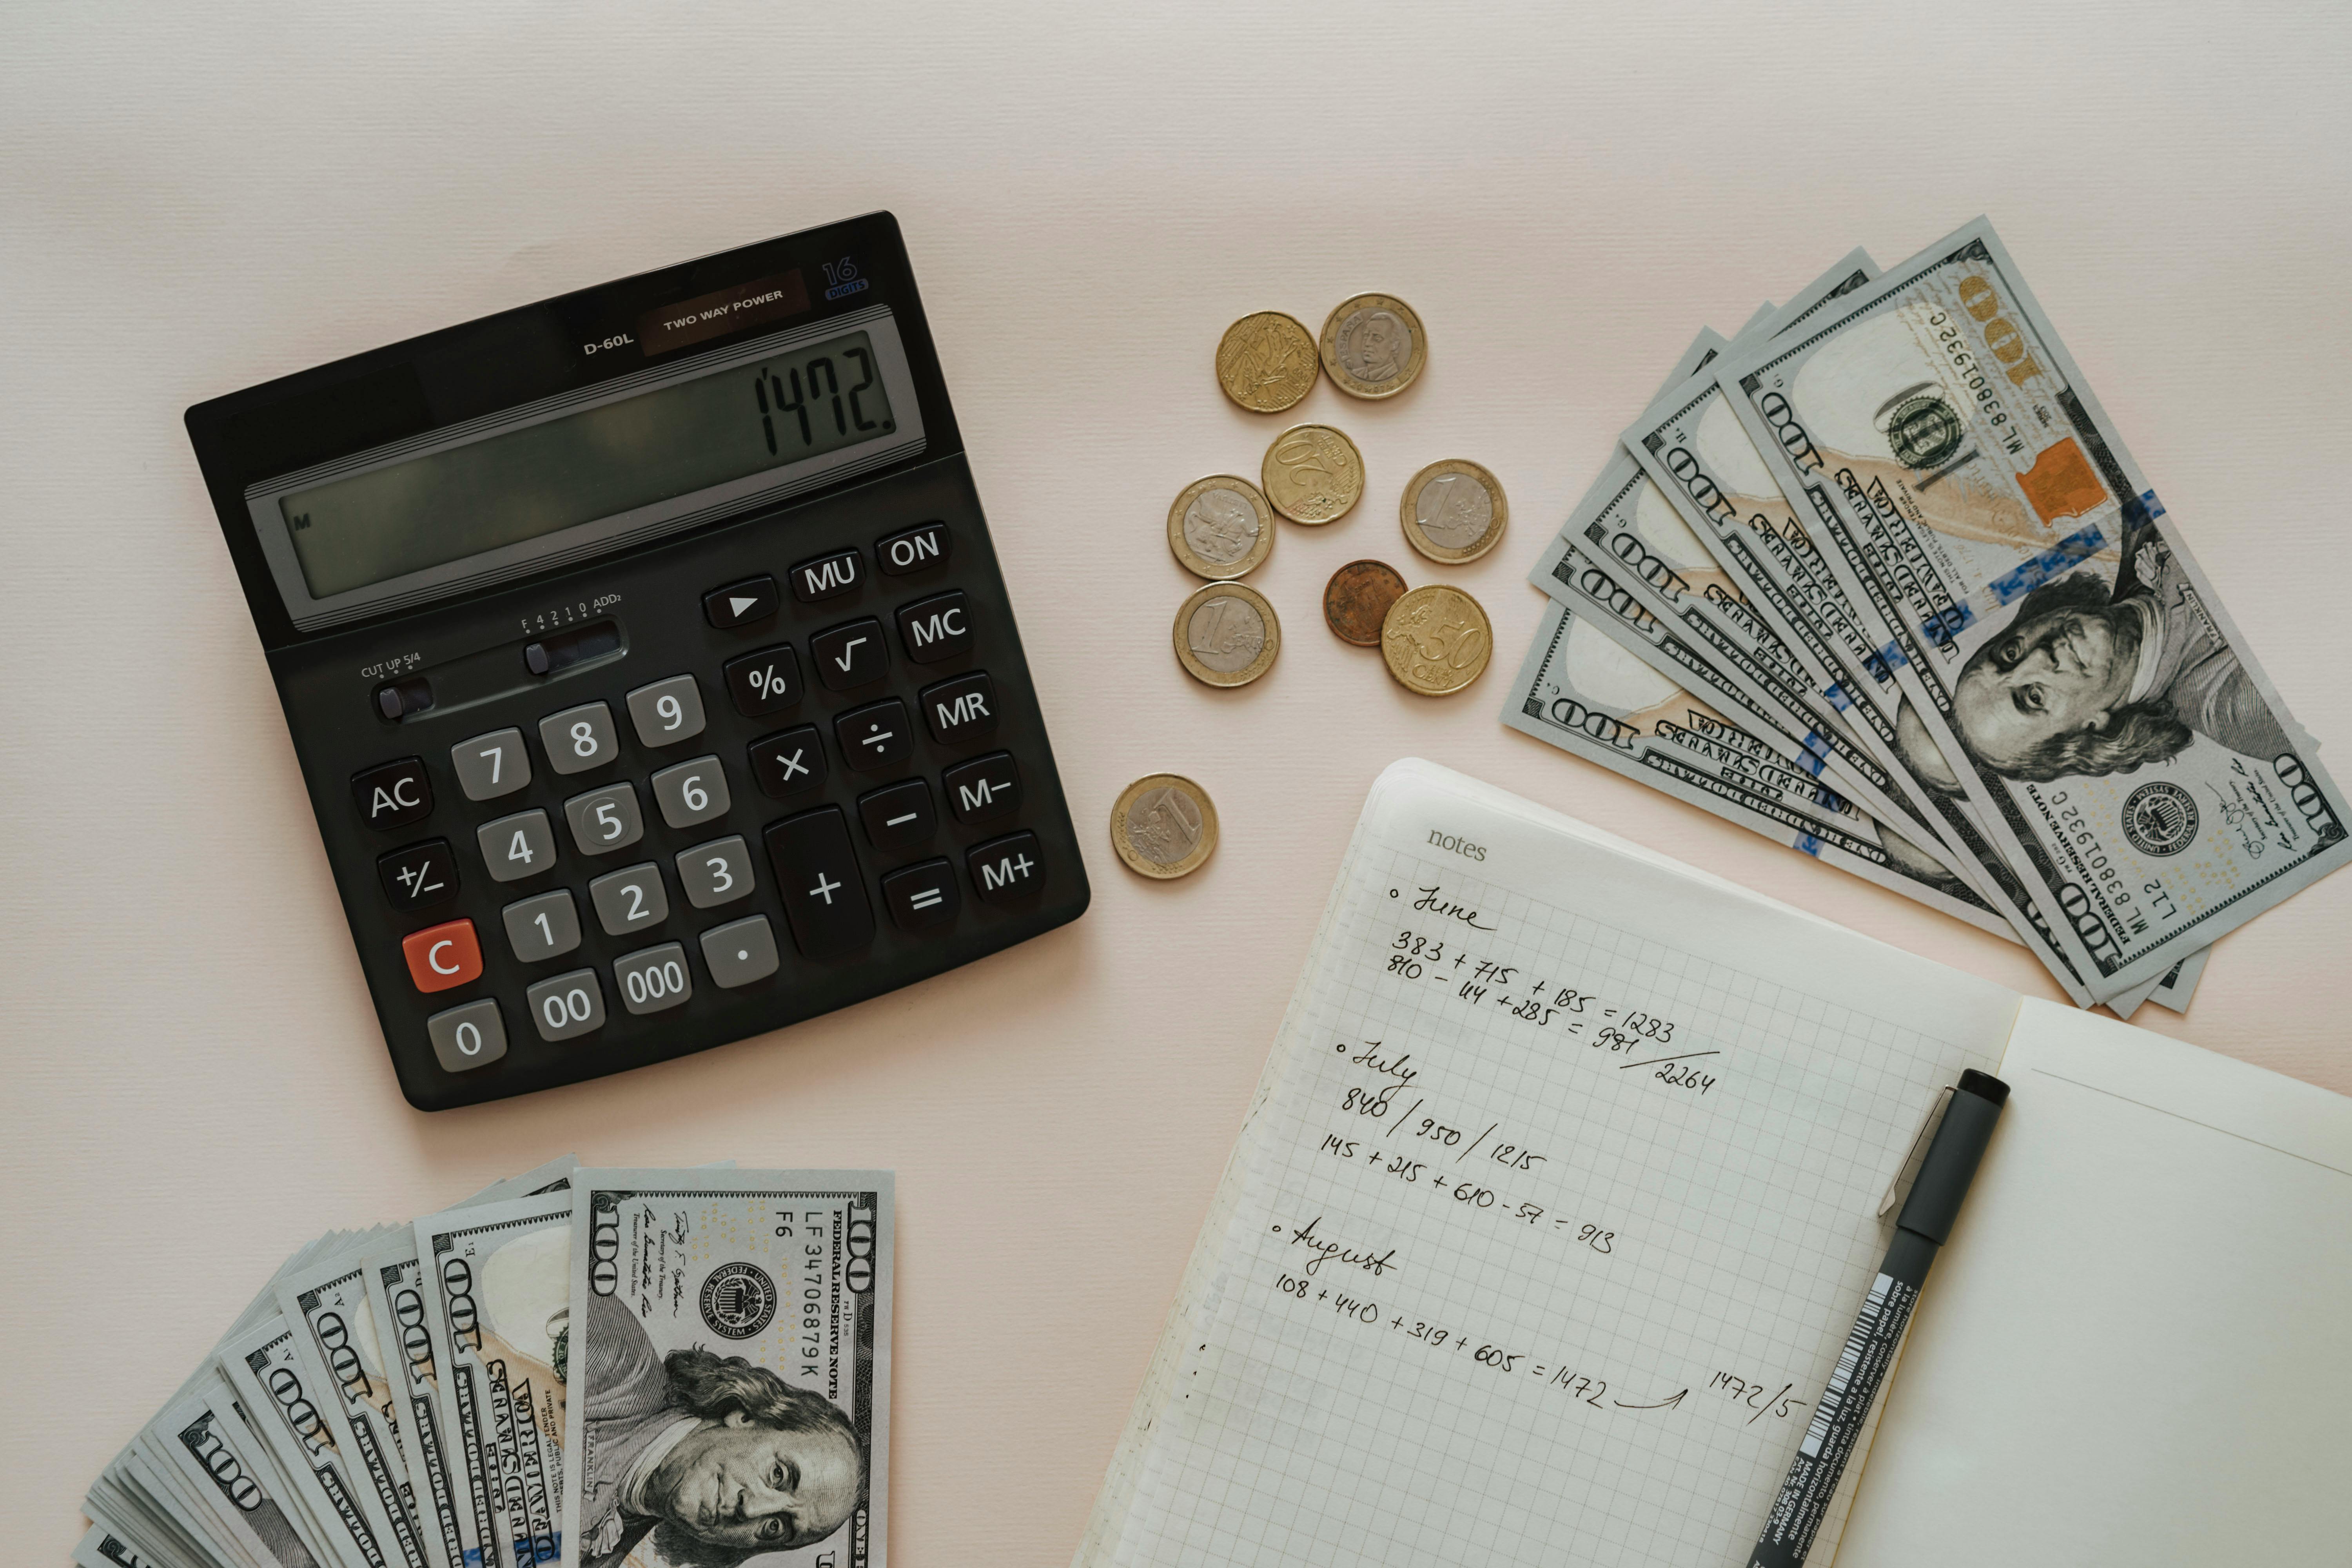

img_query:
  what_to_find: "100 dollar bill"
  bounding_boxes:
[559,1169,893,1568]
[1713,217,2349,998]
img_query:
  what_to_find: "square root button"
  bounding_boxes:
[967,831,1045,905]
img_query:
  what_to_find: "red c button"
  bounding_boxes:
[402,918,483,993]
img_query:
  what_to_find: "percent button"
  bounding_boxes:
[724,644,804,717]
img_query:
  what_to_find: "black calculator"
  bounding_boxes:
[186,212,1089,1110]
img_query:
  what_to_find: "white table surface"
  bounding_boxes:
[6,4,2349,1561]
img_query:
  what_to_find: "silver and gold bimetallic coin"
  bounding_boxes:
[1260,423,1364,525]
[1399,459,1507,563]
[1110,773,1220,880]
[1215,311,1319,412]
[1166,475,1276,581]
[1172,580,1281,688]
[1319,293,1426,399]
[1380,584,1492,696]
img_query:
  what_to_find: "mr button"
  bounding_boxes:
[920,672,998,746]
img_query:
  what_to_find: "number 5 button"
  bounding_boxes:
[563,782,644,855]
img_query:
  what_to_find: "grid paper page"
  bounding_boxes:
[1100,761,2015,1568]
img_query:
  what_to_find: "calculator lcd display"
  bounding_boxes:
[279,329,896,599]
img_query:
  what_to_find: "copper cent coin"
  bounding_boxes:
[1323,559,1409,646]
[1110,773,1220,879]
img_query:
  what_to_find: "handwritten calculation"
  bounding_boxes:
[1385,887,1722,1094]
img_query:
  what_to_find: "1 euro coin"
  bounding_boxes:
[1166,475,1276,580]
[1111,773,1220,879]
[1173,581,1281,688]
[1400,459,1507,563]
[1319,293,1426,399]
[1215,311,1319,412]
[1381,584,1492,695]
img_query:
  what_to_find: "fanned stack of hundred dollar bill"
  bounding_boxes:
[77,1159,893,1568]
[1504,216,2350,1018]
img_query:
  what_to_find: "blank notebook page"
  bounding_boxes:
[1096,761,2017,1568]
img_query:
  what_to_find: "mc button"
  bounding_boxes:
[353,757,432,831]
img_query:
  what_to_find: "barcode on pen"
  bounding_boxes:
[1798,1271,1893,1457]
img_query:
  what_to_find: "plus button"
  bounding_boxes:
[809,872,841,906]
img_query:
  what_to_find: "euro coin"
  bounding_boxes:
[1173,581,1280,688]
[1111,773,1220,879]
[1260,423,1365,524]
[1319,293,1426,399]
[1380,584,1492,695]
[1399,459,1508,563]
[1166,475,1276,581]
[1215,311,1319,413]
[1323,559,1408,646]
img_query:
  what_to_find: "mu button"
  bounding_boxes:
[402,918,483,993]
[967,831,1044,906]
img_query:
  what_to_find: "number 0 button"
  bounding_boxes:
[614,942,693,1016]
[564,782,644,855]
[539,702,618,776]
[650,756,730,830]
[526,968,606,1042]
[426,999,507,1074]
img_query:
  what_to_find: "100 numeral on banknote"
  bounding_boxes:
[1715,218,2349,999]
[560,1171,893,1568]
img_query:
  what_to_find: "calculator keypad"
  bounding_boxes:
[625,675,707,748]
[650,755,731,830]
[451,729,532,801]
[478,809,557,883]
[541,702,621,775]
[352,500,1082,1105]
[564,782,645,856]
[501,889,582,963]
[588,862,669,936]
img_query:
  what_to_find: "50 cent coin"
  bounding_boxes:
[1380,583,1492,695]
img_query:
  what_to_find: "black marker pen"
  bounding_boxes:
[1744,1068,2009,1568]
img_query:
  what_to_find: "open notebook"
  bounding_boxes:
[1074,760,2351,1568]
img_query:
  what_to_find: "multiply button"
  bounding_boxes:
[750,726,827,798]
[835,699,912,773]
[352,757,432,831]
[764,806,875,958]
[811,617,888,691]
[401,918,483,993]
[703,574,779,629]
[791,548,862,603]
[920,671,998,746]
[942,752,1021,824]
[378,839,460,911]
[896,591,971,664]
[967,831,1044,905]
[876,520,950,576]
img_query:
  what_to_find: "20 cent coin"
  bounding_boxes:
[1380,584,1492,695]
[1261,423,1365,524]
[1319,293,1426,399]
[1174,581,1281,688]
[1166,475,1276,581]
[1400,459,1508,563]
[1323,559,1408,646]
[1111,773,1220,879]
[1215,312,1319,412]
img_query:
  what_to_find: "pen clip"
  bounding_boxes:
[1877,1084,1953,1218]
